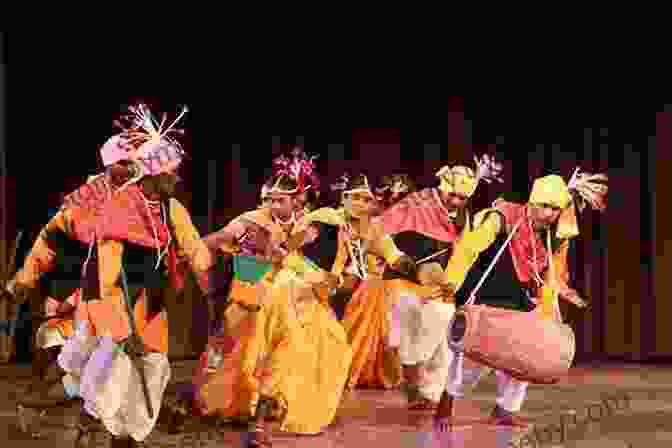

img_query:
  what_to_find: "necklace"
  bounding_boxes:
[272,212,295,226]
[139,192,172,269]
[343,222,368,280]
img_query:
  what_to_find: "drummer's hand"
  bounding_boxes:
[560,288,588,308]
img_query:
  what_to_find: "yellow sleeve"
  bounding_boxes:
[368,220,403,266]
[168,198,214,274]
[13,209,71,289]
[547,239,570,290]
[443,210,503,290]
[330,232,349,278]
[302,207,347,226]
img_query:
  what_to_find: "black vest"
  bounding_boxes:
[40,202,175,315]
[39,228,91,300]
[383,231,453,281]
[454,217,536,311]
[121,243,170,313]
[301,222,339,272]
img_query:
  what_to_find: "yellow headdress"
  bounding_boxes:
[529,168,608,239]
[436,153,504,197]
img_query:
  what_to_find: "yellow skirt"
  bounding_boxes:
[342,278,402,389]
[194,269,353,434]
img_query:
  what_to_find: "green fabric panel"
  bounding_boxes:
[232,255,273,283]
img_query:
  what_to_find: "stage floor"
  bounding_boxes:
[1,361,671,447]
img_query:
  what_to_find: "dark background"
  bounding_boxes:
[1,50,671,362]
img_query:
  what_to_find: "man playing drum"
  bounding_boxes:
[378,155,504,411]
[439,170,607,427]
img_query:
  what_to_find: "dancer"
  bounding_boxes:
[4,103,222,447]
[275,146,321,214]
[439,169,607,427]
[340,173,417,389]
[379,156,503,411]
[2,124,161,439]
[171,148,352,447]
[374,173,416,210]
[33,135,140,392]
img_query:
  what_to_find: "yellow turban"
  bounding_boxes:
[436,165,478,197]
[528,175,578,239]
[528,175,572,209]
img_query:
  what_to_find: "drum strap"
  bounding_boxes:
[464,216,525,306]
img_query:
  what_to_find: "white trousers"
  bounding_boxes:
[444,352,529,412]
[58,321,171,442]
[393,294,455,402]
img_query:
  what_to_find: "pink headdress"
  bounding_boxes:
[99,134,132,167]
[113,103,188,176]
[270,146,320,194]
[330,172,351,192]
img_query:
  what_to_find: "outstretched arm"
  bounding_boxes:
[551,240,587,308]
[168,198,216,275]
[8,210,71,295]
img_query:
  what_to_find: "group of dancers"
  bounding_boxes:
[0,103,608,447]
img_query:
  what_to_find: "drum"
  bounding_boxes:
[447,304,575,384]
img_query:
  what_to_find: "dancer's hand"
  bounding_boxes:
[321,272,341,291]
[124,334,146,357]
[560,288,588,308]
[286,229,308,252]
[0,296,20,321]
[424,283,456,302]
[3,279,31,305]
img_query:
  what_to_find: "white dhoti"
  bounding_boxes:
[444,354,528,412]
[393,294,455,402]
[58,320,171,442]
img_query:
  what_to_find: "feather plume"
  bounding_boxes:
[330,173,351,191]
[474,153,504,184]
[114,103,187,159]
[271,146,320,192]
[390,180,409,194]
[567,167,608,212]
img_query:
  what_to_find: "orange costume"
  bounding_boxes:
[9,104,220,444]
[185,150,353,438]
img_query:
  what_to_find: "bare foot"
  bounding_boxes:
[488,410,532,428]
[408,399,438,410]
